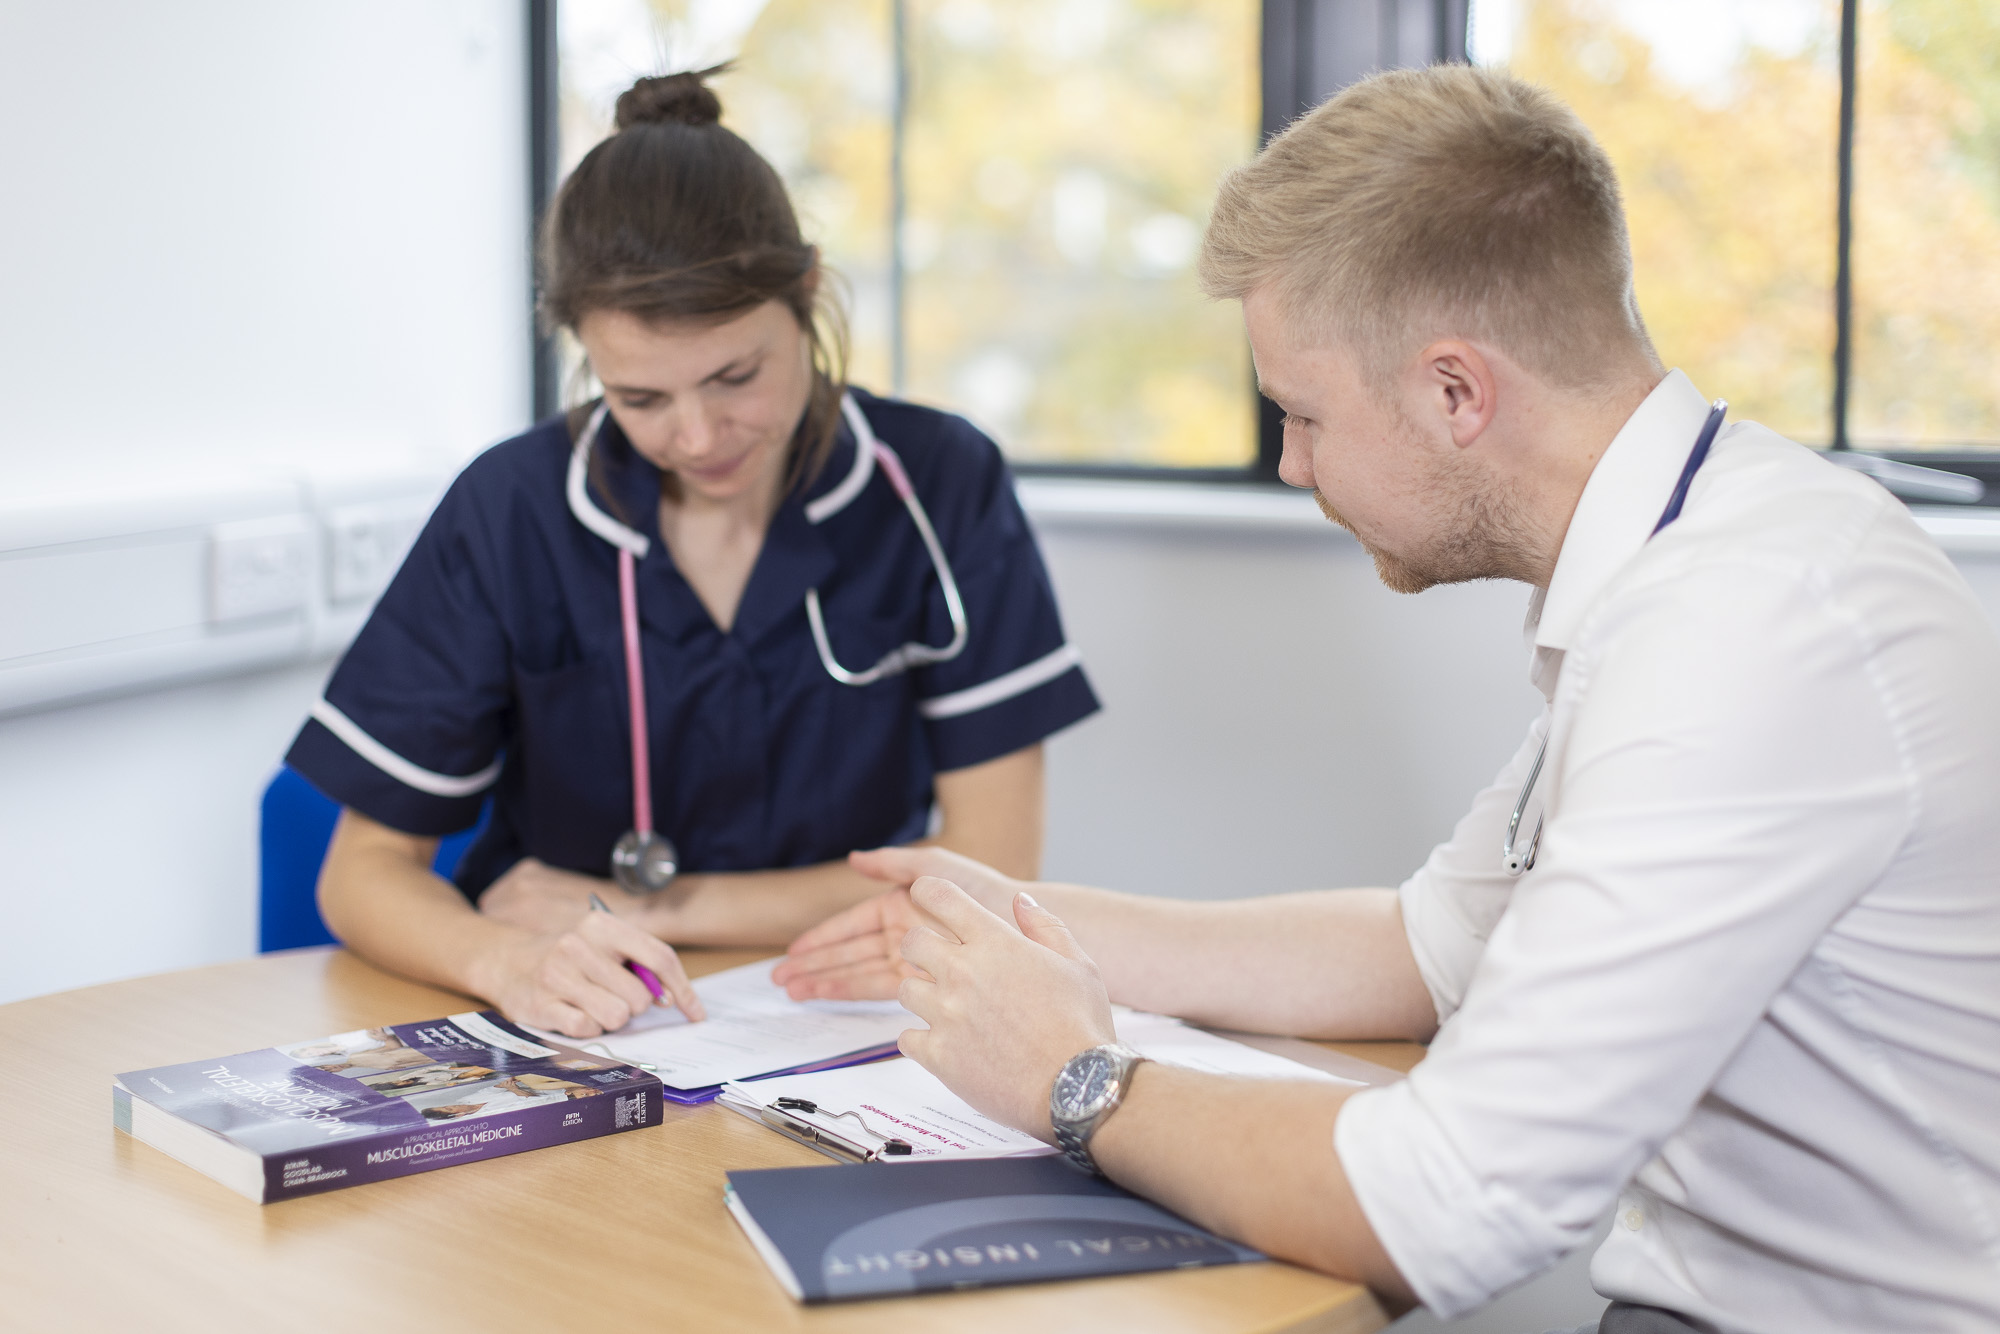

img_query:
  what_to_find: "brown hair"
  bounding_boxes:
[540,67,849,499]
[1198,65,1658,391]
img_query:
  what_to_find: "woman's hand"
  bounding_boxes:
[470,909,705,1039]
[771,846,1024,1001]
[479,857,624,933]
[770,887,922,1001]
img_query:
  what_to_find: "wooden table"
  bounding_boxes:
[0,947,1423,1333]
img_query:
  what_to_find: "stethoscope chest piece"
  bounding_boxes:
[611,828,679,895]
[1502,732,1548,879]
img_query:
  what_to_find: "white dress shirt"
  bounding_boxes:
[1335,370,2000,1332]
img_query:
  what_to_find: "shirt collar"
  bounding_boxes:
[567,395,872,551]
[566,400,857,646]
[565,403,653,556]
[1532,368,1711,652]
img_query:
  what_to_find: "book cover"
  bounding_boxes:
[725,1156,1265,1302]
[113,1011,661,1202]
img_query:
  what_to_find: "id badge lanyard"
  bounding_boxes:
[1501,400,1728,877]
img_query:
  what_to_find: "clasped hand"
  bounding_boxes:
[771,846,1015,1001]
[891,875,1116,1139]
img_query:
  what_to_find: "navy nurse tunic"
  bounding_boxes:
[286,388,1100,899]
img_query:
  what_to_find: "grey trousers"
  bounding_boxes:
[1546,1301,1706,1334]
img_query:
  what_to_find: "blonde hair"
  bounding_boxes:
[1198,64,1658,389]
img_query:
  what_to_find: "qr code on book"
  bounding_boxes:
[613,1093,649,1129]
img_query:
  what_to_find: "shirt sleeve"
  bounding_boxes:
[284,473,511,836]
[1337,555,1915,1318]
[1397,710,1545,1024]
[908,423,1100,771]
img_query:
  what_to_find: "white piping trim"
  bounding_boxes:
[309,699,502,798]
[918,643,1082,720]
[805,394,878,525]
[565,403,651,556]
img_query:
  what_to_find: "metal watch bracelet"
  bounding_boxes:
[1050,1043,1147,1176]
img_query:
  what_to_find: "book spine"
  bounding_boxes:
[259,1080,664,1201]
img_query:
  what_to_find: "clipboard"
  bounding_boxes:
[726,1090,914,1163]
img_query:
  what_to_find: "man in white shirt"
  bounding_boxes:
[772,65,2000,1332]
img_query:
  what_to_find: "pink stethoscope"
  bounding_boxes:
[577,396,969,894]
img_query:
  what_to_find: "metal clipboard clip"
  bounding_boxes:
[756,1096,914,1164]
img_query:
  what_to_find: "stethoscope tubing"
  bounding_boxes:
[1501,399,1728,877]
[804,438,968,687]
[583,394,968,882]
[617,545,653,839]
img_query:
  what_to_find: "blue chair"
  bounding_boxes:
[258,766,489,952]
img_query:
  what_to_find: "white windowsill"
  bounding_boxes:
[1019,478,2000,556]
[1908,507,2000,556]
[1017,477,1333,533]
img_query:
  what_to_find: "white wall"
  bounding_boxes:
[1034,494,2000,901]
[8,481,1999,1005]
[1033,503,1543,897]
[0,0,529,1002]
[0,660,333,1000]
[0,0,528,491]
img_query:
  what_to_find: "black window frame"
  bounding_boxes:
[525,0,2000,501]
[1829,0,2000,496]
[527,0,559,423]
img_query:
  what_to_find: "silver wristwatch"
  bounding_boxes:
[1049,1043,1147,1175]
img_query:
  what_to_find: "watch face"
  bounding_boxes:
[1054,1051,1114,1121]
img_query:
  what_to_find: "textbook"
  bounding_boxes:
[113,1011,662,1203]
[725,1156,1265,1302]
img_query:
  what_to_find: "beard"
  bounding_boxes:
[1312,423,1536,595]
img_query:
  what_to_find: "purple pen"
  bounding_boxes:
[627,959,666,1001]
[588,892,667,1004]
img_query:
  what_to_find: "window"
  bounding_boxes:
[544,0,1260,471]
[1472,0,1842,445]
[538,1,2000,489]
[1474,0,2000,490]
[901,2,1261,469]
[1851,1,2000,452]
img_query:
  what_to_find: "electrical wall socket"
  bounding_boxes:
[325,497,430,605]
[208,516,310,624]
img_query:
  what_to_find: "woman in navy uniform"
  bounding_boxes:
[286,70,1098,1039]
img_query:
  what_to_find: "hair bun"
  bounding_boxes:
[615,67,726,131]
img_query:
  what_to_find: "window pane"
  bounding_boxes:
[1851,0,2000,450]
[556,0,1258,469]
[1473,0,1840,445]
[903,0,1260,466]
[557,0,896,394]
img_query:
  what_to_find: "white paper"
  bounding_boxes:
[1117,1013,1369,1084]
[527,958,915,1090]
[719,1012,1365,1163]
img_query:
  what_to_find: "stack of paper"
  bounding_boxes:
[526,959,912,1104]
[720,1009,1370,1163]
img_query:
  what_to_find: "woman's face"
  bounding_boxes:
[577,300,814,509]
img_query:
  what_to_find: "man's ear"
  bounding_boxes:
[1417,340,1498,449]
